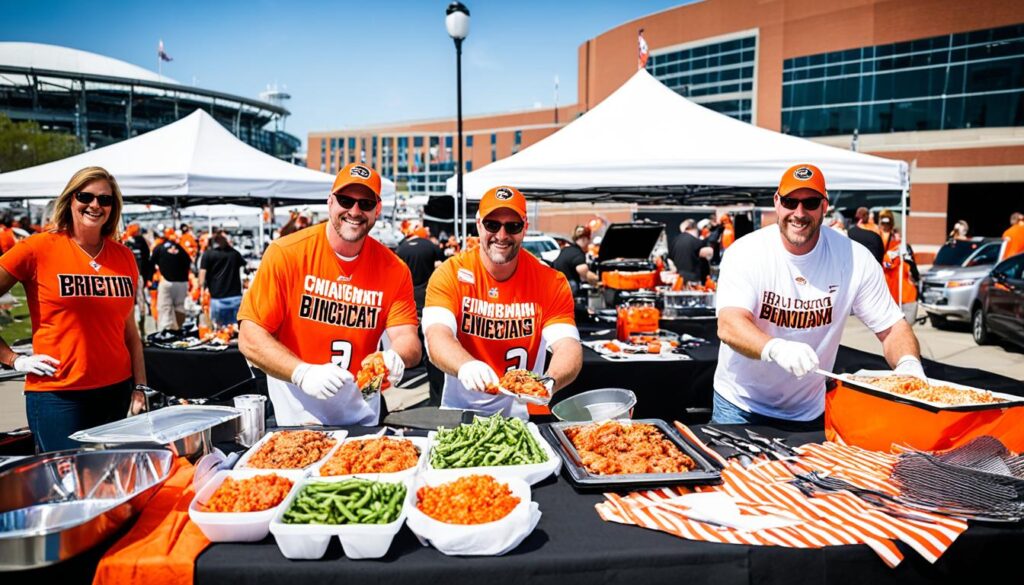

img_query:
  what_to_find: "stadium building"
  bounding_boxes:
[309,0,1024,259]
[0,42,299,159]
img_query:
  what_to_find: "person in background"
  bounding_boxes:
[0,166,146,452]
[395,225,444,312]
[698,218,712,240]
[238,163,420,426]
[668,219,713,284]
[949,220,970,241]
[553,225,599,295]
[878,209,919,325]
[847,210,885,264]
[150,229,192,331]
[854,207,880,235]
[1001,212,1024,261]
[122,223,153,335]
[178,223,198,258]
[424,186,581,419]
[828,211,848,236]
[0,214,16,255]
[198,230,246,328]
[719,213,736,250]
[714,164,924,431]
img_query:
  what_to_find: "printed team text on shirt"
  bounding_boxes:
[58,274,135,298]
[298,274,382,329]
[758,291,833,329]
[460,297,536,340]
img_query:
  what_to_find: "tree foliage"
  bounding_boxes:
[0,114,84,173]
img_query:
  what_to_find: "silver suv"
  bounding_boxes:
[919,238,1003,328]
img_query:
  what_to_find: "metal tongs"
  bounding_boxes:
[702,426,763,465]
[744,429,800,458]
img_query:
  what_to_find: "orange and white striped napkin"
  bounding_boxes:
[594,423,968,568]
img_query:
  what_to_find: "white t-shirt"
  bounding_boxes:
[714,224,904,421]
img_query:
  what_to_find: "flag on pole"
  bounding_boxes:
[158,40,173,62]
[637,29,649,70]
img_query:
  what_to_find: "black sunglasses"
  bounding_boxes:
[334,194,378,212]
[74,191,114,207]
[481,219,525,235]
[778,194,825,211]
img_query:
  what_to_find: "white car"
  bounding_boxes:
[522,235,561,263]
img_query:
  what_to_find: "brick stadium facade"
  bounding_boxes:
[311,0,1024,257]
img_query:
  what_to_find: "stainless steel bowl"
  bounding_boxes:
[551,388,637,422]
[0,448,174,570]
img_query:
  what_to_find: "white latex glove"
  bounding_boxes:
[13,354,59,377]
[290,362,354,400]
[379,349,405,388]
[894,355,927,381]
[761,338,819,379]
[457,360,500,394]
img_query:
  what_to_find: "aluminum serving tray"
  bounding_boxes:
[70,405,241,460]
[542,419,722,491]
[832,370,1024,413]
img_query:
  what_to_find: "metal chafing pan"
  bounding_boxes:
[0,448,174,570]
[70,405,241,460]
[541,419,722,491]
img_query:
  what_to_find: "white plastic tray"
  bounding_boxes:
[308,435,429,482]
[188,469,305,542]
[426,422,561,486]
[405,472,540,556]
[269,476,413,560]
[234,430,347,471]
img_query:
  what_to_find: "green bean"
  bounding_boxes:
[283,480,406,525]
[431,414,549,469]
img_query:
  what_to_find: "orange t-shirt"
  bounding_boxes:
[0,227,16,254]
[237,225,418,376]
[881,233,917,304]
[424,249,577,417]
[179,233,198,258]
[1002,223,1024,261]
[0,232,138,391]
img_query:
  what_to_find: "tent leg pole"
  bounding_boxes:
[899,186,907,315]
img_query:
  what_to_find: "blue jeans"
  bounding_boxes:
[711,392,824,433]
[25,379,132,453]
[210,296,242,328]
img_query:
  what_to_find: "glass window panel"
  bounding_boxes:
[414,136,423,147]
[843,62,860,75]
[743,37,756,48]
[723,39,740,52]
[742,81,753,91]
[827,64,841,77]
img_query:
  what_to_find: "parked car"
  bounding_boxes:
[972,253,1024,348]
[523,234,561,263]
[919,238,1003,328]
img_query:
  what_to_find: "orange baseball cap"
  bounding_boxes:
[478,186,527,220]
[331,163,382,199]
[778,163,828,200]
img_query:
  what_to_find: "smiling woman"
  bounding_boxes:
[0,166,147,453]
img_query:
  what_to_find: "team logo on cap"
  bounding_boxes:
[350,165,371,179]
[494,187,514,201]
[793,167,814,181]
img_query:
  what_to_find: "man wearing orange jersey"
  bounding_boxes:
[238,163,420,426]
[1001,212,1024,261]
[423,186,582,419]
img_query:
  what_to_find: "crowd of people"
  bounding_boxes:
[1,159,1020,454]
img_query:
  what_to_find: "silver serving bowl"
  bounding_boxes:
[0,448,174,570]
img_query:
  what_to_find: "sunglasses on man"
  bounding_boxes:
[481,219,525,235]
[74,191,114,207]
[334,193,378,212]
[777,194,825,211]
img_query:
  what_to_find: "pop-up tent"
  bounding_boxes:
[444,70,907,204]
[0,109,396,205]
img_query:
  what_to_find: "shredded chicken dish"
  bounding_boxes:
[564,421,696,475]
[848,375,1007,406]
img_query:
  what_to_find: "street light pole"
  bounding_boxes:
[446,2,470,244]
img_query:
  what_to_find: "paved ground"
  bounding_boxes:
[2,318,1021,434]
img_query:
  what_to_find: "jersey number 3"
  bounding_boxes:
[331,340,353,369]
[504,347,528,372]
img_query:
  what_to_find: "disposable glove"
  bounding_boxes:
[379,349,405,388]
[291,362,354,400]
[13,354,59,377]
[457,360,500,394]
[761,338,819,378]
[894,355,927,381]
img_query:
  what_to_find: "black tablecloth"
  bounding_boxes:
[195,426,1024,585]
[143,346,252,399]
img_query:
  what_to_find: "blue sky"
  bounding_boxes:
[1,0,689,150]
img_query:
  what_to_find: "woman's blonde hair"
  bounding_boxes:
[50,166,123,239]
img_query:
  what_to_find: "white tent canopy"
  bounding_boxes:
[445,70,907,200]
[0,109,395,204]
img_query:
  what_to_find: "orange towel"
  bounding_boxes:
[93,458,210,585]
